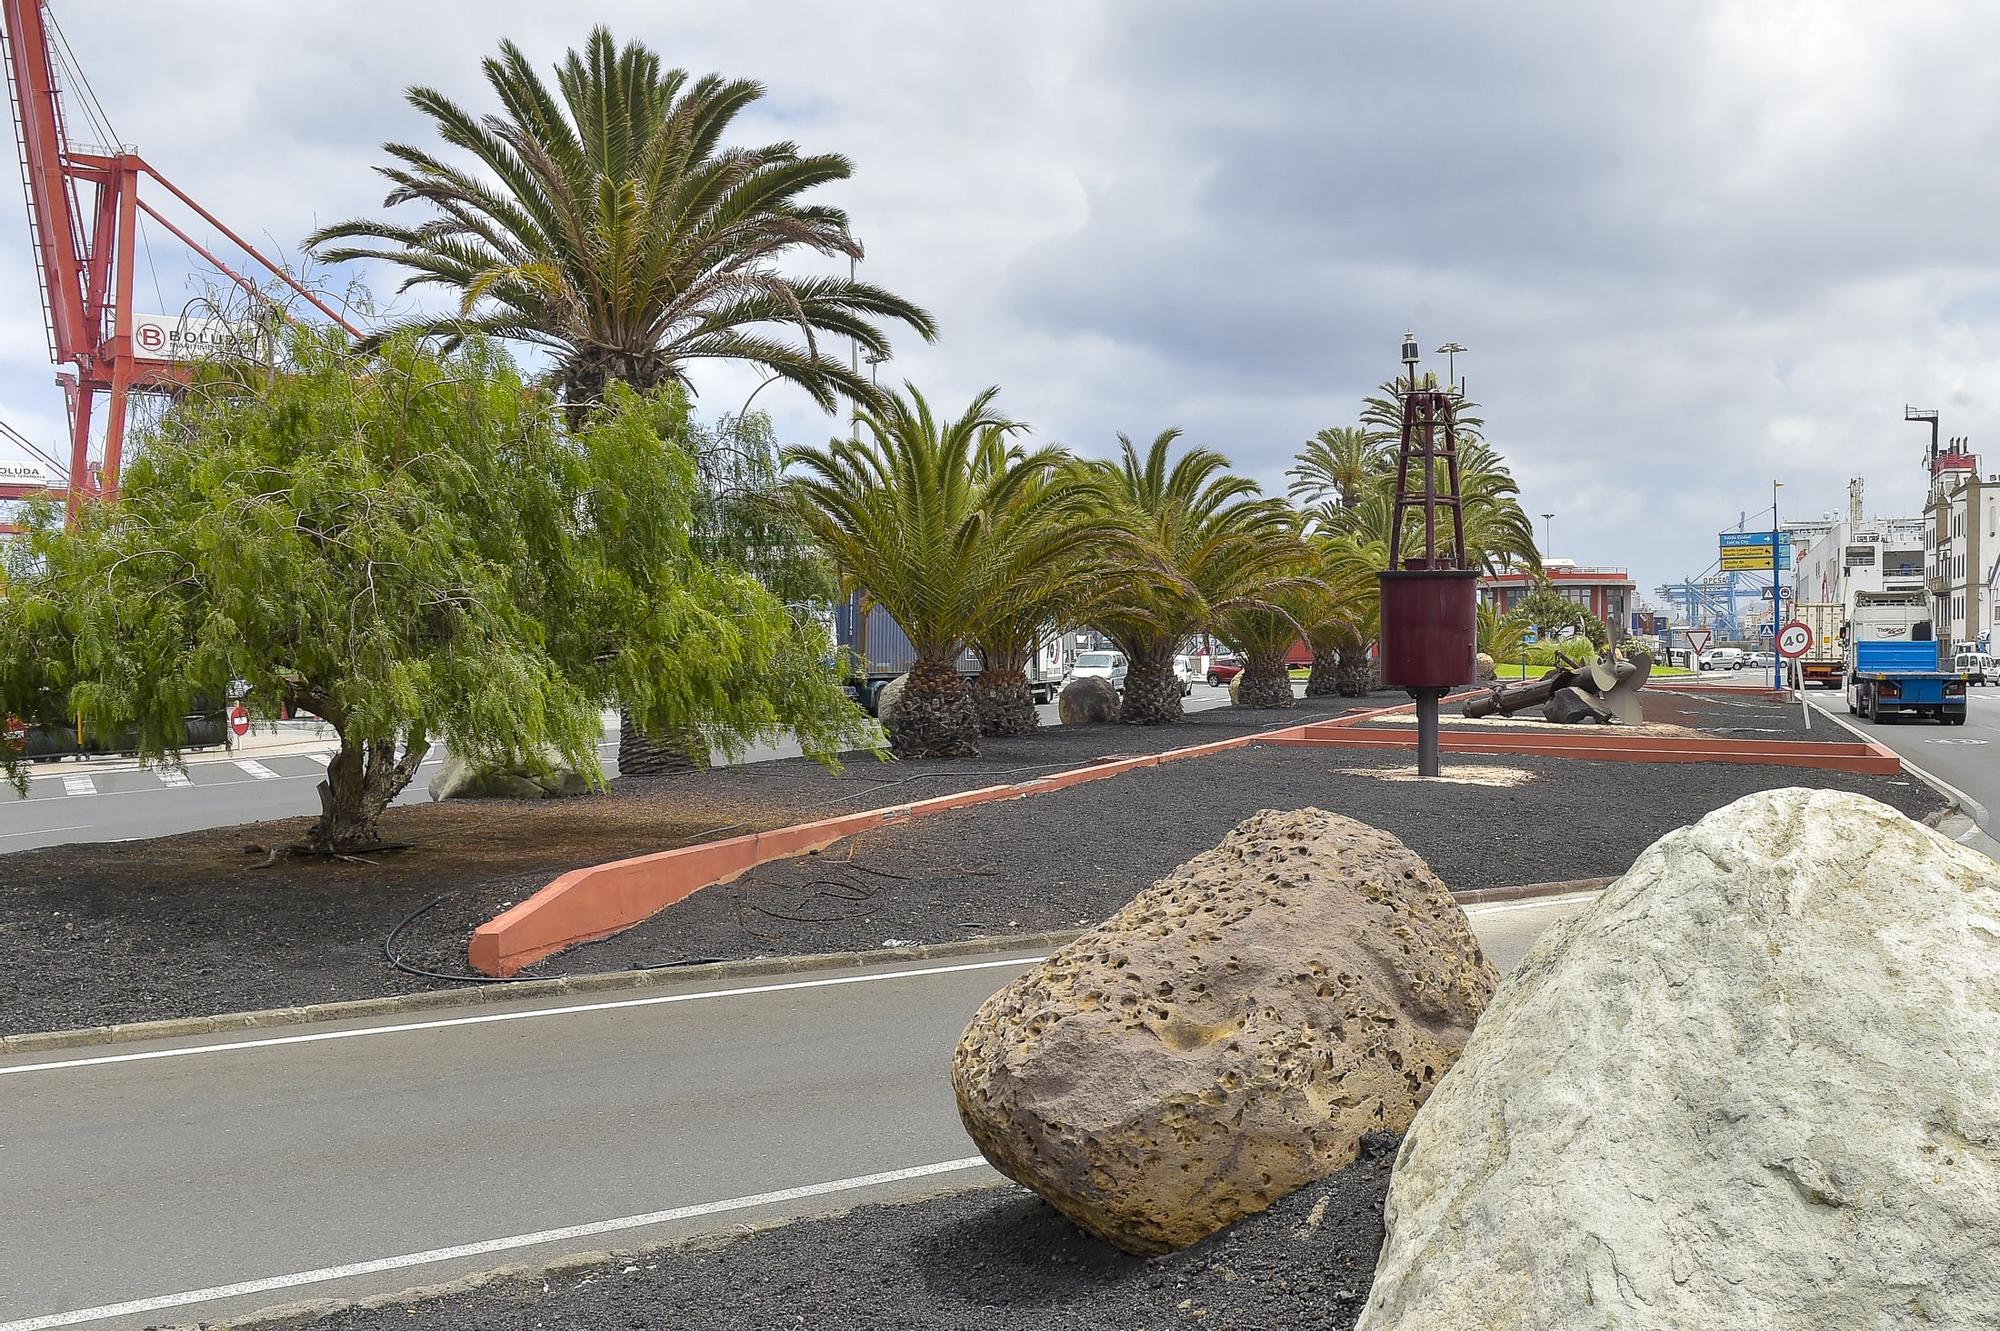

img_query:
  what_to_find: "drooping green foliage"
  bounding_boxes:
[0,327,868,851]
[1084,430,1314,723]
[308,27,937,413]
[1477,604,1531,662]
[782,386,1102,757]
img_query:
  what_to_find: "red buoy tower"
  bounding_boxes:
[1375,333,1478,776]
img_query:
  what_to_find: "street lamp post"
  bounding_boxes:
[1773,479,1784,691]
[1540,511,1555,561]
[1436,341,1467,397]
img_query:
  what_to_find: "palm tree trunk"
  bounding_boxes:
[1237,649,1296,708]
[1119,645,1184,725]
[1335,644,1374,697]
[1304,643,1340,697]
[970,650,1039,737]
[616,709,705,777]
[889,656,981,757]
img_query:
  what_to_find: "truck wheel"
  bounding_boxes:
[1952,712,1969,725]
[1866,693,1879,723]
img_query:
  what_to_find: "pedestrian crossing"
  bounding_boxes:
[4,750,342,801]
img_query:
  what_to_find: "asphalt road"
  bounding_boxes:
[1804,678,2000,849]
[0,890,1589,1331]
[0,688,1245,856]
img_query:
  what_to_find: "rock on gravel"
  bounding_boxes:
[1360,787,2000,1331]
[1057,674,1121,724]
[953,808,1497,1255]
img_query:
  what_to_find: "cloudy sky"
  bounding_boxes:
[7,1,2000,602]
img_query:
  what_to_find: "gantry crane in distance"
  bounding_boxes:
[0,0,359,516]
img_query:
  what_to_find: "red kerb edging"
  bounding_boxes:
[468,688,1902,976]
[468,722,1316,976]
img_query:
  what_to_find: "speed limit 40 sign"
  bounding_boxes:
[1775,620,1814,659]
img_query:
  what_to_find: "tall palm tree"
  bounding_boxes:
[1302,531,1386,697]
[1287,425,1386,515]
[1084,431,1310,725]
[967,450,1106,737]
[308,27,937,415]
[784,387,1097,758]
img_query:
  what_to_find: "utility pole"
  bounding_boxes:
[1772,479,1784,690]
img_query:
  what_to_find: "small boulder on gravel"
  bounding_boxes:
[874,672,908,728]
[1360,787,2000,1330]
[1057,675,1120,725]
[1474,652,1497,684]
[951,807,1498,1256]
[427,751,589,800]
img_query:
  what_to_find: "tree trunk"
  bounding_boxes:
[1304,644,1340,697]
[1237,649,1296,708]
[1335,643,1374,697]
[1119,645,1184,725]
[888,656,982,758]
[310,730,429,853]
[616,708,705,778]
[970,661,1039,737]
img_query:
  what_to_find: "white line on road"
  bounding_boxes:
[0,954,1046,1078]
[0,823,92,840]
[59,775,94,797]
[233,759,280,780]
[0,1156,989,1331]
[1463,891,1602,917]
[156,769,190,787]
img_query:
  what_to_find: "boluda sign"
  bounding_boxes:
[130,313,267,363]
[0,459,47,487]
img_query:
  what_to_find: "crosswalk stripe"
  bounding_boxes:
[157,769,190,787]
[60,774,95,796]
[234,759,280,780]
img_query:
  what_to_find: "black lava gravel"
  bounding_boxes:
[0,696,1384,1037]
[300,1135,1400,1331]
[536,744,1944,973]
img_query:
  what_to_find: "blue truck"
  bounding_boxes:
[1843,592,1966,725]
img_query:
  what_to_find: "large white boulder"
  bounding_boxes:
[1359,787,2000,1330]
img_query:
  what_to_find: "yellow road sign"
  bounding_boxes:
[1720,548,1774,571]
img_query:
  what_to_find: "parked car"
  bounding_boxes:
[1205,658,1243,687]
[1066,650,1128,691]
[1743,652,1774,671]
[1701,648,1744,672]
[1953,650,1988,685]
[1172,655,1195,697]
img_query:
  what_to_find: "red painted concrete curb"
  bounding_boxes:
[469,721,1319,976]
[1265,722,1901,775]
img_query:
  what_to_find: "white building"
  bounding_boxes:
[1788,478,1925,623]
[1921,441,2000,651]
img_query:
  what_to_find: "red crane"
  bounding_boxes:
[0,0,358,515]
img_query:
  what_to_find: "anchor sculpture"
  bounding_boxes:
[1463,646,1654,725]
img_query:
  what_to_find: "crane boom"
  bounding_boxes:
[0,0,359,514]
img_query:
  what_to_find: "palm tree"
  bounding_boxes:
[308,28,937,416]
[783,388,1096,758]
[1302,531,1386,697]
[1287,425,1386,515]
[967,451,1106,736]
[1083,431,1310,725]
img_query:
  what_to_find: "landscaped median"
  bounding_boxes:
[0,685,1934,1045]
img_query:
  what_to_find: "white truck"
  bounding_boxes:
[1789,601,1845,689]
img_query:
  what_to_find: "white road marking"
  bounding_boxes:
[59,775,94,797]
[0,954,1047,1078]
[156,769,190,787]
[0,1157,989,1331]
[233,759,280,780]
[1463,891,1602,917]
[0,823,92,840]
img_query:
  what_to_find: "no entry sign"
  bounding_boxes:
[228,703,250,736]
[1775,621,1814,659]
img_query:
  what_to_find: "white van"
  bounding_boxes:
[1953,650,1988,685]
[1701,648,1745,671]
[1066,650,1127,691]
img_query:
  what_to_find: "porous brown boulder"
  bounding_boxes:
[1057,675,1120,725]
[951,807,1498,1255]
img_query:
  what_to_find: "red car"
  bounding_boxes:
[1205,659,1243,687]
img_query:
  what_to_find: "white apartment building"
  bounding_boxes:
[1922,442,2000,651]
[1789,478,1925,622]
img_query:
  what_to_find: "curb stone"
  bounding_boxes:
[0,880,1614,1055]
